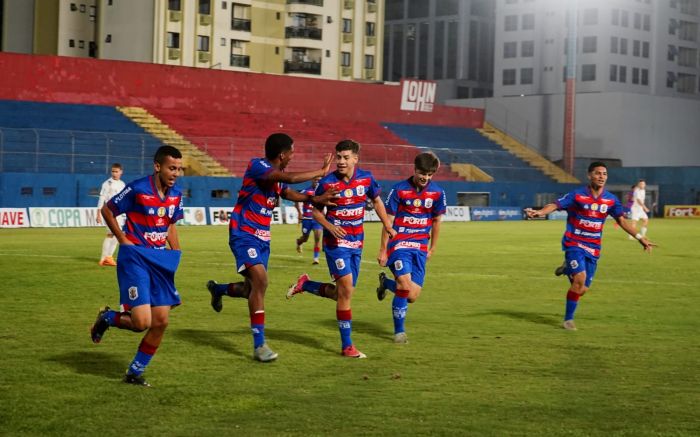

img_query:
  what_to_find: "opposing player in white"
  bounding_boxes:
[629,179,650,239]
[97,163,126,266]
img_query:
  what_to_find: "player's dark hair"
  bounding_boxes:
[154,146,182,164]
[265,133,294,160]
[335,139,360,154]
[111,162,123,170]
[638,179,645,183]
[414,152,440,173]
[588,161,607,173]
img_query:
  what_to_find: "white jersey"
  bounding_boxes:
[98,178,126,228]
[630,187,648,220]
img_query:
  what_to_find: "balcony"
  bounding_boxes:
[287,0,323,6]
[341,67,352,76]
[169,10,182,22]
[365,36,376,46]
[199,14,212,26]
[230,54,250,68]
[167,48,181,60]
[344,0,354,9]
[363,68,375,80]
[342,33,353,43]
[284,60,321,75]
[198,51,211,63]
[285,26,322,40]
[231,18,251,32]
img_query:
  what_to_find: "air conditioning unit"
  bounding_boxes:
[199,14,212,26]
[167,48,181,60]
[365,36,376,46]
[343,33,353,43]
[341,67,352,76]
[169,10,182,22]
[363,68,375,80]
[198,51,211,63]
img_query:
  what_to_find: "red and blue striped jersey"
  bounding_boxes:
[555,186,624,258]
[229,158,287,242]
[300,185,316,220]
[106,175,184,249]
[316,168,380,250]
[385,178,446,256]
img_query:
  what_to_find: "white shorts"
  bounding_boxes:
[630,208,648,221]
[105,215,126,233]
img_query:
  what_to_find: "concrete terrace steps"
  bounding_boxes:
[478,122,579,184]
[117,106,232,177]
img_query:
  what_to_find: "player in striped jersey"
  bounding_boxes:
[294,178,323,264]
[206,133,336,362]
[376,152,446,344]
[90,146,184,386]
[286,140,397,359]
[525,161,655,331]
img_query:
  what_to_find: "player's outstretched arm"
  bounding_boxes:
[283,187,338,206]
[267,153,333,184]
[101,204,132,246]
[524,203,558,219]
[372,197,397,238]
[615,216,657,252]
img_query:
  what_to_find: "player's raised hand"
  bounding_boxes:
[320,153,333,175]
[638,237,657,253]
[313,188,339,207]
[524,208,541,218]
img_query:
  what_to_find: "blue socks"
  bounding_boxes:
[251,311,265,348]
[337,309,353,349]
[392,289,409,334]
[302,279,324,296]
[565,290,580,320]
[384,277,397,293]
[127,340,157,376]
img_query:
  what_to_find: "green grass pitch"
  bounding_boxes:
[1,220,698,435]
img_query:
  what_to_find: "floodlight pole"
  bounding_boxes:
[563,0,577,175]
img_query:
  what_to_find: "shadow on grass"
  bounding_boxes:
[269,329,337,354]
[485,310,561,328]
[46,351,124,377]
[172,328,246,358]
[310,318,393,341]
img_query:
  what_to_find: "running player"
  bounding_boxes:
[629,179,650,238]
[295,178,323,264]
[96,163,126,266]
[206,133,336,362]
[90,146,184,387]
[525,162,656,331]
[286,139,397,359]
[376,152,446,344]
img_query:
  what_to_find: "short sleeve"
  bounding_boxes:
[609,196,624,218]
[433,190,447,216]
[385,188,399,215]
[555,192,574,210]
[248,159,274,182]
[367,175,381,200]
[106,184,135,217]
[171,196,185,223]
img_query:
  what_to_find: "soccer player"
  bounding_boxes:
[286,139,397,359]
[206,133,336,362]
[96,163,126,266]
[629,179,650,238]
[525,162,656,331]
[90,146,184,387]
[295,178,323,264]
[376,152,446,344]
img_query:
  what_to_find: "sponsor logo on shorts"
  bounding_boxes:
[335,258,346,270]
[394,260,404,270]
[247,248,258,258]
[128,286,138,300]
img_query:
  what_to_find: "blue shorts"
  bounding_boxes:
[324,246,361,286]
[116,245,181,310]
[301,219,322,235]
[563,248,598,287]
[229,232,270,273]
[388,249,427,287]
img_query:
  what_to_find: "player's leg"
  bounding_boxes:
[245,263,277,362]
[640,214,649,237]
[337,252,365,358]
[311,228,322,264]
[296,221,311,253]
[561,250,591,331]
[286,272,337,299]
[99,232,118,266]
[206,235,260,312]
[124,305,170,386]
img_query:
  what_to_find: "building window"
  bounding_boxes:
[679,46,698,67]
[620,38,628,55]
[632,67,640,84]
[610,64,618,81]
[668,44,677,61]
[199,0,211,15]
[503,69,516,85]
[342,18,352,33]
[341,51,351,67]
[505,15,518,31]
[678,73,696,93]
[167,32,180,48]
[669,18,678,35]
[69,39,75,48]
[582,64,596,81]
[641,68,649,85]
[619,65,627,82]
[522,13,535,30]
[634,12,641,29]
[520,67,533,84]
[642,41,650,58]
[222,1,227,9]
[633,40,641,56]
[70,2,77,10]
[582,36,597,53]
[643,14,651,31]
[79,4,86,12]
[197,35,210,51]
[521,40,534,57]
[78,40,85,49]
[612,9,619,25]
[365,54,374,69]
[583,9,598,25]
[504,41,517,58]
[105,34,112,43]
[221,37,226,46]
[679,20,699,42]
[169,0,181,11]
[621,10,629,27]
[667,71,676,88]
[366,22,375,36]
[611,36,618,53]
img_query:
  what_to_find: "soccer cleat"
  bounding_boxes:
[286,273,309,300]
[376,272,387,301]
[562,319,577,331]
[90,306,111,344]
[312,258,320,265]
[554,261,567,277]
[123,373,151,387]
[253,343,279,362]
[206,280,223,313]
[99,256,117,267]
[342,345,367,358]
[394,332,408,344]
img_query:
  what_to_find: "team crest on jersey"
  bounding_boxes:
[394,260,404,271]
[357,185,365,196]
[168,205,175,218]
[128,286,138,300]
[157,207,166,217]
[413,199,422,207]
[600,204,608,213]
[569,260,579,269]
[344,189,353,198]
[425,198,433,208]
[591,204,599,211]
[335,258,346,270]
[247,248,258,258]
